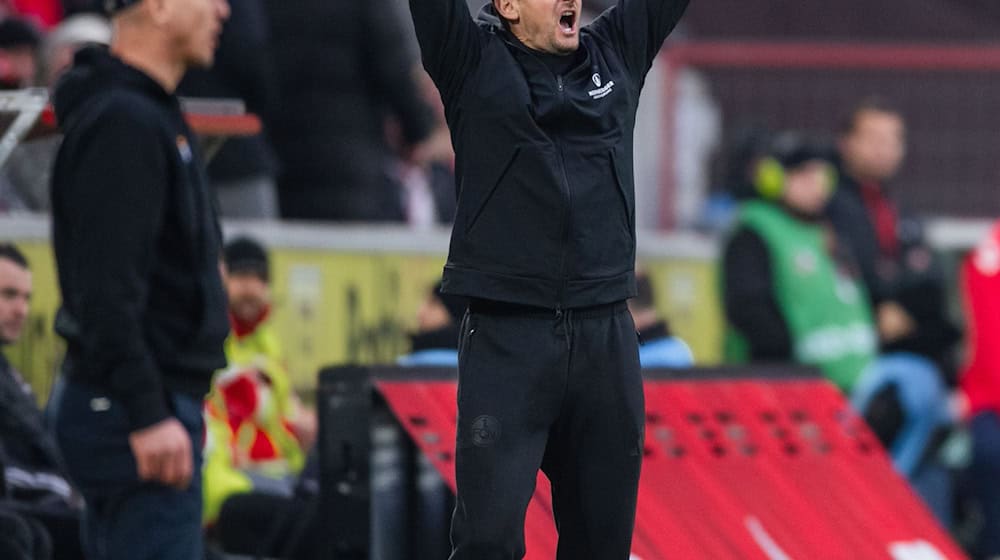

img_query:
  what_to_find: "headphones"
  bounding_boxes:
[753,157,838,200]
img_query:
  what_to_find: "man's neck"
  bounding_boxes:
[110,33,185,93]
[843,163,882,189]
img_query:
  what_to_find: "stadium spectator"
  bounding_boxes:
[48,0,232,558]
[389,68,457,228]
[264,0,434,222]
[827,97,961,378]
[629,270,694,368]
[959,222,1000,558]
[179,0,280,219]
[0,16,40,89]
[721,134,952,519]
[722,134,877,392]
[827,99,959,522]
[202,236,315,525]
[697,122,772,232]
[0,243,83,560]
[0,14,110,213]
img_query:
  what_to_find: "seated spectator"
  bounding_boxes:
[628,270,693,368]
[828,97,961,383]
[202,237,315,525]
[0,243,82,560]
[722,134,877,392]
[959,221,1000,558]
[397,282,465,367]
[826,99,960,522]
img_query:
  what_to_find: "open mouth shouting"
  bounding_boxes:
[559,8,578,36]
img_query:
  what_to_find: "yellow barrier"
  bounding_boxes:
[4,224,724,398]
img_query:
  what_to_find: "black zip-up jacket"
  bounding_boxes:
[409,0,690,309]
[51,47,230,431]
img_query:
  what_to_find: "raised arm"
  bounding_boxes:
[590,0,691,81]
[407,0,483,102]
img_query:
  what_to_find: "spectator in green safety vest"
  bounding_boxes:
[721,133,878,393]
[202,236,316,526]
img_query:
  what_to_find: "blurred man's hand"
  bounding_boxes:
[289,402,318,452]
[877,301,916,343]
[129,418,193,490]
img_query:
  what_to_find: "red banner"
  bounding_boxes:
[378,376,966,560]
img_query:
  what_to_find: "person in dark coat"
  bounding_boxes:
[409,0,691,556]
[179,0,280,219]
[265,0,434,221]
[48,1,232,557]
[0,244,83,560]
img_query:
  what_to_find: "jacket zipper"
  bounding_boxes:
[505,37,575,312]
[555,74,572,313]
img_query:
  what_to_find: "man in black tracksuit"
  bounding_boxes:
[408,0,690,557]
[48,0,231,558]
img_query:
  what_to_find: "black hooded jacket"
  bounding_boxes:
[409,0,690,309]
[50,47,230,431]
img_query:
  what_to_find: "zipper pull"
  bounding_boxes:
[557,75,564,92]
[555,305,563,320]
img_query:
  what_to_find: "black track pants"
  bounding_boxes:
[449,300,644,560]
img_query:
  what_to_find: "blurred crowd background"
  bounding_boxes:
[1,0,1000,559]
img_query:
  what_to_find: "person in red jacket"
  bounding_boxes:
[960,221,1000,559]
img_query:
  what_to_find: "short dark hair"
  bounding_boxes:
[0,243,28,270]
[838,97,903,136]
[224,237,268,282]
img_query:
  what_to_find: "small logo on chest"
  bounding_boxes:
[588,73,615,100]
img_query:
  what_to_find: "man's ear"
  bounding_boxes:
[494,0,520,23]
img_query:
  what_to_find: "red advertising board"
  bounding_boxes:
[377,376,966,560]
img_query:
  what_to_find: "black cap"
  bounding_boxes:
[224,237,269,282]
[103,0,140,15]
[770,132,834,171]
[0,17,41,50]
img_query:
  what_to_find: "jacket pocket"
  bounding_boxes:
[566,149,635,279]
[610,149,635,234]
[453,144,565,278]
